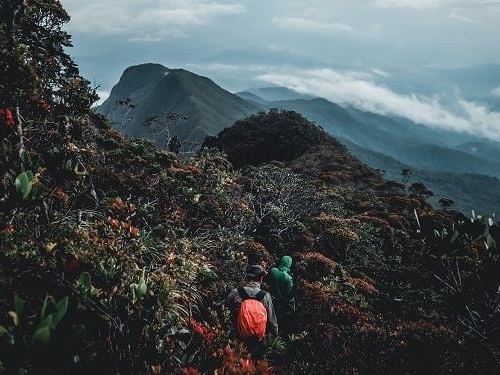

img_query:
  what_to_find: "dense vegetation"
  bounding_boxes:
[243,94,500,215]
[2,2,500,374]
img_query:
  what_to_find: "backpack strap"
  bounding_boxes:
[238,287,267,302]
[238,287,250,300]
[255,290,267,302]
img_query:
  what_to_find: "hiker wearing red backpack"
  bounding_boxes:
[225,265,279,359]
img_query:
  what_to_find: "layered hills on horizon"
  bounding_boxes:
[98,63,500,215]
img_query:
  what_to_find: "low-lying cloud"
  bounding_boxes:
[63,0,245,40]
[256,68,500,142]
[273,17,353,33]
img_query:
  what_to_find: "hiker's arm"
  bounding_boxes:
[264,294,279,336]
[284,273,293,295]
[224,289,238,311]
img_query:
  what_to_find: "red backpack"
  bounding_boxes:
[237,287,268,340]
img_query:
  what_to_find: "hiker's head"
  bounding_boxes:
[279,256,292,272]
[246,265,265,282]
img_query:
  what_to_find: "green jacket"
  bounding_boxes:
[268,256,295,310]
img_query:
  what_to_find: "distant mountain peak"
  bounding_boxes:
[98,64,263,145]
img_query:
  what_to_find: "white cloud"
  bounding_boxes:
[202,63,241,71]
[63,0,245,40]
[256,68,500,142]
[372,68,390,77]
[373,0,500,9]
[95,90,110,106]
[373,0,454,9]
[449,10,482,23]
[273,17,353,33]
[492,86,500,98]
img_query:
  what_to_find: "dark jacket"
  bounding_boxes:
[225,281,279,336]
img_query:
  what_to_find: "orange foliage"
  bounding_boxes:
[347,277,378,295]
[53,187,69,203]
[296,252,337,281]
[215,348,270,375]
[181,367,201,375]
[2,223,14,235]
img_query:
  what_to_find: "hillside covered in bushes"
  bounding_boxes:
[2,1,500,374]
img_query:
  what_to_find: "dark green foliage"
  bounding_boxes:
[206,109,329,168]
[0,0,97,116]
[439,197,455,210]
[409,182,433,198]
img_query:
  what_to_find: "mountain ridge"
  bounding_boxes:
[98,63,264,146]
[99,64,500,214]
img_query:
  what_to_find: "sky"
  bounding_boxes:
[61,0,500,141]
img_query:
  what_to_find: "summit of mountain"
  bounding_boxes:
[98,63,263,146]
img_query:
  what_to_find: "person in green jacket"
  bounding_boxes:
[267,256,295,334]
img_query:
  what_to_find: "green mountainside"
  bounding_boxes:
[98,64,263,146]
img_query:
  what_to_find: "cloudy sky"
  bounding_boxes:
[61,0,500,141]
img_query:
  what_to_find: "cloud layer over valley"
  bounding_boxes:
[257,68,500,142]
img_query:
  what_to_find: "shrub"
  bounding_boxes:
[295,252,338,282]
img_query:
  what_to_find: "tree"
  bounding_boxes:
[401,168,412,185]
[0,0,97,118]
[409,182,433,199]
[142,111,187,150]
[167,135,181,154]
[438,197,455,210]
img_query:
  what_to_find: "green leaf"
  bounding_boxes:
[32,326,51,346]
[39,314,53,331]
[14,172,28,194]
[64,159,73,171]
[31,183,44,199]
[72,324,86,340]
[52,297,68,326]
[20,151,32,167]
[78,272,92,291]
[0,325,8,337]
[14,171,34,199]
[40,295,49,322]
[14,294,25,324]
[136,277,147,296]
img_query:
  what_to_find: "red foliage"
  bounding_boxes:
[181,367,201,375]
[190,319,216,342]
[295,280,332,328]
[215,348,270,375]
[296,252,337,281]
[244,242,272,266]
[0,108,15,127]
[330,301,380,333]
[37,99,52,112]
[52,187,69,203]
[1,223,15,235]
[347,277,378,295]
[185,165,203,175]
[387,214,410,231]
